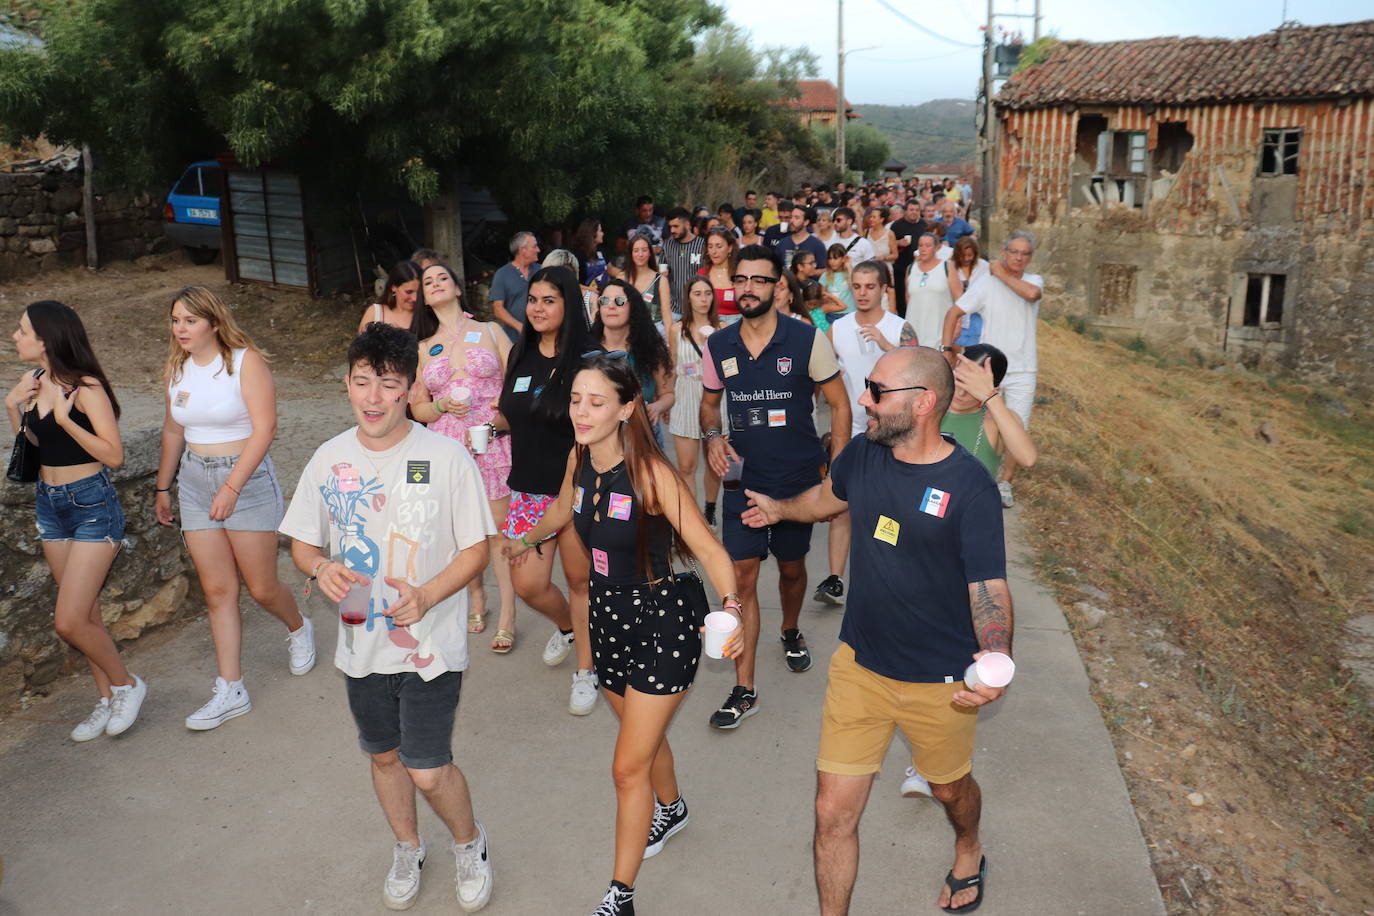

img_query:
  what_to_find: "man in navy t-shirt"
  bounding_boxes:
[742,346,1013,915]
[699,244,851,730]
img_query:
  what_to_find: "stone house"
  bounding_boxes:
[989,20,1374,391]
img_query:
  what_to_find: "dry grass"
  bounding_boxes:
[1019,320,1374,909]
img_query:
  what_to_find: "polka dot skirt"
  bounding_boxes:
[590,580,702,697]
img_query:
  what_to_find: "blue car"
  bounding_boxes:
[164,160,223,264]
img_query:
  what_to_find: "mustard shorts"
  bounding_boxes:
[817,642,979,784]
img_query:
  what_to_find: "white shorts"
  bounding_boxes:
[999,371,1036,429]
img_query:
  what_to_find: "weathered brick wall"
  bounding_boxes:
[0,428,198,706]
[0,171,167,280]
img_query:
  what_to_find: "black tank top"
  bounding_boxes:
[572,457,673,585]
[26,403,98,466]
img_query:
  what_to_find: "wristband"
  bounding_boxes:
[520,535,535,548]
[309,558,331,580]
[155,487,171,493]
[704,428,722,440]
[981,390,1001,407]
[224,482,241,495]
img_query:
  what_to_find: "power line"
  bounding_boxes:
[871,0,982,49]
[862,46,980,63]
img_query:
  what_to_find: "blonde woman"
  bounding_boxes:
[155,287,314,731]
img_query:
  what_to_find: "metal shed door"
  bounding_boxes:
[227,171,308,287]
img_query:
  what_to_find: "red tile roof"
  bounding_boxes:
[781,79,855,115]
[997,20,1374,110]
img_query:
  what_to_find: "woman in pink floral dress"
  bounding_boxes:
[411,263,518,651]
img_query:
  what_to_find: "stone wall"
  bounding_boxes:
[0,428,197,706]
[0,171,167,280]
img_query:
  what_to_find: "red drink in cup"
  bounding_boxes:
[339,579,371,626]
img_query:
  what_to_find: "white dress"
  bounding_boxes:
[669,325,712,440]
[905,259,955,348]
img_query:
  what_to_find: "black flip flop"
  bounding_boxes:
[940,855,987,914]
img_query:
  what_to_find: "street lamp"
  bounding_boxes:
[836,0,877,173]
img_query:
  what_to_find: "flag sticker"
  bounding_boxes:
[513,376,532,393]
[920,487,951,518]
[572,486,584,514]
[768,409,787,427]
[608,493,633,520]
[873,515,900,546]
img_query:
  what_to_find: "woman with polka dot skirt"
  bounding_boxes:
[507,353,741,916]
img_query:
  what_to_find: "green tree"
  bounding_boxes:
[813,121,892,180]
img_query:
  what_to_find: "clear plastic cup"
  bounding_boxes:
[722,454,744,492]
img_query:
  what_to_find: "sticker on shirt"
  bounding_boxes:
[722,357,739,378]
[607,492,633,520]
[173,390,190,408]
[513,376,532,393]
[428,344,444,356]
[721,289,735,303]
[592,547,609,576]
[572,486,584,514]
[747,407,766,427]
[767,408,787,428]
[873,515,901,546]
[406,461,430,485]
[690,252,702,265]
[680,361,699,377]
[644,291,655,302]
[776,357,792,376]
[730,412,746,431]
[464,330,483,343]
[920,487,951,518]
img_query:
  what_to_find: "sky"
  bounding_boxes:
[715,0,1372,106]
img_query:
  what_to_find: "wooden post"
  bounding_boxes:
[81,144,97,270]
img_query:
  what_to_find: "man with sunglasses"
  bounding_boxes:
[741,346,1011,916]
[698,244,851,730]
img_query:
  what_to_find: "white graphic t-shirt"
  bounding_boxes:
[280,422,495,680]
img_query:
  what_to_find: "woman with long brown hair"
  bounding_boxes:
[155,286,313,730]
[507,354,741,916]
[696,226,740,325]
[623,233,674,338]
[668,276,722,523]
[6,301,146,740]
[356,260,422,334]
[950,236,990,347]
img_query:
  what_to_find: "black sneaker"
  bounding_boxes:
[643,796,689,859]
[781,629,812,672]
[591,880,635,916]
[708,686,759,729]
[704,501,717,526]
[814,574,844,606]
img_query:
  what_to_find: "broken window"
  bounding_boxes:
[1243,274,1285,327]
[1259,128,1300,176]
[1087,130,1147,208]
[1154,123,1193,173]
[1096,264,1138,317]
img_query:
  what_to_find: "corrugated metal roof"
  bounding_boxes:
[997,20,1374,109]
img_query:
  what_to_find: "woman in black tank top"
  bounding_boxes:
[506,355,742,916]
[5,301,148,742]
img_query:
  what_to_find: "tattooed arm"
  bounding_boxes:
[952,577,1014,708]
[897,321,919,348]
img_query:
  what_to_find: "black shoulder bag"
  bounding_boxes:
[7,368,44,483]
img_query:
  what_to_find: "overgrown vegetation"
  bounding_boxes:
[1023,319,1374,911]
[1012,35,1060,74]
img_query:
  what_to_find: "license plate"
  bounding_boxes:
[187,208,217,220]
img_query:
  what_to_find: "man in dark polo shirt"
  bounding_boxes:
[699,244,851,730]
[741,346,1013,915]
[775,202,829,273]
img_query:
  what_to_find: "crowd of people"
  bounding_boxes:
[6,172,1042,916]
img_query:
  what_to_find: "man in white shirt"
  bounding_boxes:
[814,260,917,606]
[280,323,496,913]
[830,207,876,265]
[940,230,1044,508]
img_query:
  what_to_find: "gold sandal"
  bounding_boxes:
[467,612,486,634]
[490,628,515,654]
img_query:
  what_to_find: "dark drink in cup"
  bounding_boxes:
[722,454,744,491]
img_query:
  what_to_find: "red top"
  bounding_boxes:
[697,266,739,316]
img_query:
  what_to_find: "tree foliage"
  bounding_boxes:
[812,121,892,179]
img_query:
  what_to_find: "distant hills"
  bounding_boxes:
[855,99,976,171]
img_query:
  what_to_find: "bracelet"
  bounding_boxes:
[704,428,722,440]
[155,487,171,493]
[224,482,241,495]
[520,535,536,548]
[981,390,1001,407]
[308,558,332,580]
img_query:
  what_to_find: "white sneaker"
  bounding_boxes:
[997,480,1015,508]
[542,630,574,667]
[900,766,933,798]
[453,821,493,912]
[569,669,598,716]
[105,675,147,736]
[185,677,252,731]
[70,697,111,742]
[383,840,426,910]
[287,617,317,675]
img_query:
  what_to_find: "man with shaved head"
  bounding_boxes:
[742,346,1013,915]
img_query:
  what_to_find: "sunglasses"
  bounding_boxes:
[582,348,628,360]
[863,378,927,403]
[598,295,628,308]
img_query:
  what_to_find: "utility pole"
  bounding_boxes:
[1034,0,1042,41]
[836,0,846,174]
[979,0,995,240]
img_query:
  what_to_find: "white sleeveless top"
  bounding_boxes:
[830,312,913,436]
[168,348,255,444]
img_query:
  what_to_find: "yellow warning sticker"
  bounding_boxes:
[873,514,900,546]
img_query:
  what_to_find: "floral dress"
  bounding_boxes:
[422,325,512,500]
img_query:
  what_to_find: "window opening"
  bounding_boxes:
[1243,274,1285,327]
[1259,128,1300,176]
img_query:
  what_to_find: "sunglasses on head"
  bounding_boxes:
[863,377,927,403]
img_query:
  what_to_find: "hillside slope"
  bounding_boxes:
[1021,321,1374,914]
[854,98,976,168]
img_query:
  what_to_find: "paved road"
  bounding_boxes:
[0,391,1166,916]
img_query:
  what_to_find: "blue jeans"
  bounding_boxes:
[35,469,125,543]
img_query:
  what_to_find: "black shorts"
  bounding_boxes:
[590,581,701,697]
[721,485,814,562]
[344,670,463,769]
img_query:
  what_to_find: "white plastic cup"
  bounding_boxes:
[964,652,1015,689]
[856,326,876,355]
[702,611,739,659]
[468,424,490,454]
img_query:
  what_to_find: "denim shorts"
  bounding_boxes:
[345,670,463,769]
[35,468,126,543]
[177,451,284,532]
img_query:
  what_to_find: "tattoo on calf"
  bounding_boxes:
[972,580,1012,654]
[898,323,918,347]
